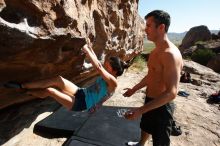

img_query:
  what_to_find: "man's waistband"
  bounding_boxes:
[145,96,175,115]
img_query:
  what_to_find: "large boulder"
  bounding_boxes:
[183,60,218,76]
[204,39,220,54]
[0,0,145,109]
[179,25,211,51]
[183,59,220,87]
[211,33,220,40]
[181,39,220,73]
[182,39,220,57]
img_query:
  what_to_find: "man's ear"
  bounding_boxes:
[159,24,165,32]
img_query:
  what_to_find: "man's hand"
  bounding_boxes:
[124,108,142,120]
[123,88,135,97]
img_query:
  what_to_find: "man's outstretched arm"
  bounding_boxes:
[123,74,148,97]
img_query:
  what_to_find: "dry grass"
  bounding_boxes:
[128,55,147,72]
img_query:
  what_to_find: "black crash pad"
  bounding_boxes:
[64,136,113,146]
[34,107,90,137]
[34,106,140,145]
[66,106,140,146]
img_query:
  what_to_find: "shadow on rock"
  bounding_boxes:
[0,98,60,145]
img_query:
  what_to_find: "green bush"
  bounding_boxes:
[131,55,146,71]
[143,42,155,53]
[191,48,216,65]
[195,41,206,45]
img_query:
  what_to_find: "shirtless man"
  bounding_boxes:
[123,10,183,146]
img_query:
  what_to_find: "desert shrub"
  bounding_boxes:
[130,55,146,71]
[191,48,216,65]
[195,41,206,45]
[143,42,155,53]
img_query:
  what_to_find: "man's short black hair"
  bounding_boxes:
[145,10,171,32]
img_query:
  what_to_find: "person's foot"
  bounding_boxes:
[126,141,141,146]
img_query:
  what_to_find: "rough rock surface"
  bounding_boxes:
[179,25,211,51]
[182,39,220,56]
[0,0,145,109]
[0,60,220,146]
[181,39,220,73]
[207,53,220,73]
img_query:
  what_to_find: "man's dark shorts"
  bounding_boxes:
[140,96,175,146]
[71,88,87,111]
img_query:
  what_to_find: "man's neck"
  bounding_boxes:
[154,34,170,50]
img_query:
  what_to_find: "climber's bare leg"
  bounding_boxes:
[27,87,75,110]
[22,76,79,97]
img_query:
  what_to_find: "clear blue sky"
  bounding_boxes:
[138,0,220,33]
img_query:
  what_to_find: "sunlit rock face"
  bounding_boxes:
[0,0,145,109]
